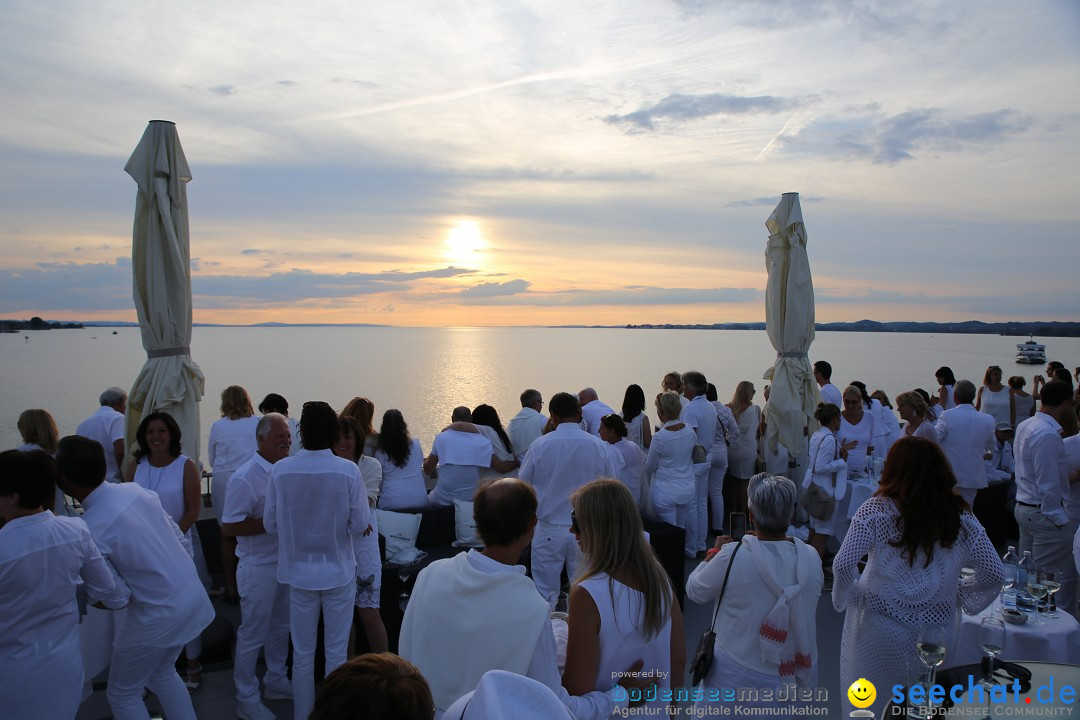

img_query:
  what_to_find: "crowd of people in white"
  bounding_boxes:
[3,359,1079,719]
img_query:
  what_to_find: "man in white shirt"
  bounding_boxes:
[1,449,128,720]
[578,387,615,436]
[400,479,628,718]
[518,392,615,602]
[75,386,126,483]
[264,401,370,720]
[1013,380,1076,618]
[681,371,718,558]
[985,422,1015,485]
[508,389,546,460]
[56,435,215,720]
[221,413,294,720]
[813,360,843,409]
[935,380,996,507]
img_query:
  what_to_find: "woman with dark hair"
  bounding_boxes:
[125,410,205,690]
[727,381,761,517]
[472,404,518,481]
[374,409,428,511]
[342,397,378,456]
[935,366,957,412]
[803,403,852,560]
[563,479,685,710]
[976,365,1013,428]
[1008,376,1035,425]
[620,384,652,451]
[851,381,889,463]
[599,413,646,508]
[334,417,389,655]
[833,437,1003,717]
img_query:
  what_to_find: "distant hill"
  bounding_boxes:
[621,320,1080,337]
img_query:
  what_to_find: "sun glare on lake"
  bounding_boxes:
[445,221,487,265]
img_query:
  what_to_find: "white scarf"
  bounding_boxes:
[744,534,815,687]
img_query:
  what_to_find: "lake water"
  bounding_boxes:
[3,326,1077,461]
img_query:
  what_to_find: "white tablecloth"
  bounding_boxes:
[955,604,1080,666]
[828,479,877,547]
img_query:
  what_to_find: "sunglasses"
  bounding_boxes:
[570,511,579,533]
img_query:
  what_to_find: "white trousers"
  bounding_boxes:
[685,460,711,555]
[235,560,291,704]
[290,582,354,720]
[651,483,691,534]
[708,448,728,532]
[531,521,582,604]
[107,643,195,720]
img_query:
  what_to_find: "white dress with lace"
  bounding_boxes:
[832,497,1003,717]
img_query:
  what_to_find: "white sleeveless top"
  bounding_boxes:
[133,454,192,549]
[624,413,647,451]
[979,387,1012,427]
[579,573,672,706]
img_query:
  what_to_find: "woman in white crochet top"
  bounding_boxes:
[832,437,1003,718]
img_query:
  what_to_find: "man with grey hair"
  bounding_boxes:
[508,389,546,460]
[578,387,614,437]
[681,370,718,558]
[221,413,294,720]
[76,386,127,483]
[935,379,995,507]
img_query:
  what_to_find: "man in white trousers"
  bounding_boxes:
[518,392,614,603]
[57,435,214,720]
[681,370,718,558]
[264,401,370,720]
[221,412,294,720]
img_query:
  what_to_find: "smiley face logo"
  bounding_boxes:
[847,678,876,709]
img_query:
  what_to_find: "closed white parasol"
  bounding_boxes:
[123,121,205,466]
[762,192,819,474]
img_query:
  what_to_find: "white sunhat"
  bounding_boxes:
[442,670,573,720]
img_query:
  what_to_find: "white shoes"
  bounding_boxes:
[237,700,277,720]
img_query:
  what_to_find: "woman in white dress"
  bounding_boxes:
[839,386,876,480]
[1007,375,1036,426]
[208,385,260,604]
[127,411,205,689]
[976,365,1014,428]
[644,391,696,530]
[851,381,889,467]
[833,437,1003,718]
[599,413,646,509]
[564,479,685,711]
[620,384,652,451]
[727,381,761,517]
[686,474,823,712]
[374,410,429,511]
[804,403,852,560]
[335,416,388,654]
[895,391,938,444]
[706,383,740,534]
[935,366,957,412]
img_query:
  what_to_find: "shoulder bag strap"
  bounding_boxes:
[708,540,742,630]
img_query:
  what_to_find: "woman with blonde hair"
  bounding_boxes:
[208,384,259,604]
[342,397,378,456]
[16,408,59,455]
[563,479,685,709]
[1008,376,1035,425]
[644,391,696,534]
[895,390,937,444]
[976,365,1014,428]
[726,381,761,517]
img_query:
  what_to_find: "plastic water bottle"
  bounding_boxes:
[1001,547,1019,607]
[867,449,876,483]
[1017,550,1037,611]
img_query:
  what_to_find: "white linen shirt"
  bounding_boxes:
[76,405,126,482]
[208,415,260,475]
[518,423,616,527]
[645,420,697,504]
[264,448,369,590]
[820,383,842,409]
[80,482,214,647]
[221,452,279,565]
[1013,412,1069,526]
[682,395,719,458]
[935,404,995,490]
[508,407,547,460]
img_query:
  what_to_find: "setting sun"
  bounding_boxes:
[445,221,487,264]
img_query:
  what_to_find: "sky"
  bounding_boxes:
[1,0,1079,327]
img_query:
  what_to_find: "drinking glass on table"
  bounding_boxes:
[916,624,947,718]
[1000,565,1017,615]
[1041,569,1061,619]
[978,617,1006,688]
[1027,571,1048,626]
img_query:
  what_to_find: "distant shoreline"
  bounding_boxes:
[3,318,1079,337]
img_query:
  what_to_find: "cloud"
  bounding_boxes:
[209,85,237,96]
[240,248,274,255]
[458,285,762,307]
[779,107,1030,164]
[458,279,531,298]
[0,258,132,311]
[605,93,801,132]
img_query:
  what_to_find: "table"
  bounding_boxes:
[956,604,1080,665]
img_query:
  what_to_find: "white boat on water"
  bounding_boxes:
[1015,336,1046,364]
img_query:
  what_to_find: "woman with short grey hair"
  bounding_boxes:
[686,473,823,710]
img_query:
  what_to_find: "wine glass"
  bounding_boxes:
[978,617,1006,688]
[397,564,412,612]
[1041,569,1061,619]
[1000,565,1017,616]
[1026,570,1047,626]
[916,624,948,717]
